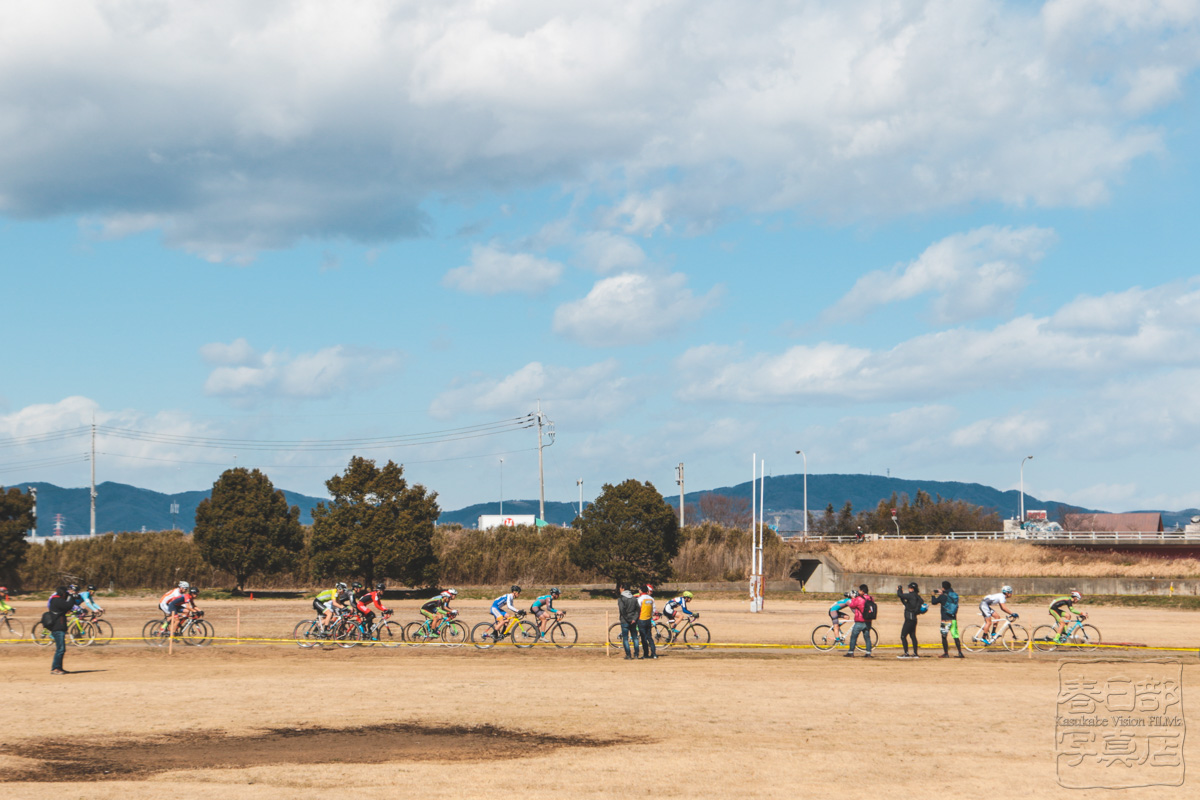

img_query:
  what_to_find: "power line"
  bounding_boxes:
[0,427,90,449]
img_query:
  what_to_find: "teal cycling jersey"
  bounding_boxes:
[829,597,852,614]
[77,591,103,612]
[531,594,559,614]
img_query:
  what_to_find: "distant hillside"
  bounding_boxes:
[671,473,1097,531]
[16,481,329,537]
[9,475,1191,537]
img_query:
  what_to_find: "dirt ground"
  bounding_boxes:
[2,595,1197,799]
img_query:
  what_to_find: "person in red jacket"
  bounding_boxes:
[844,584,875,658]
[355,582,391,637]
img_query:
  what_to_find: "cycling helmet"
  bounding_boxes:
[550,587,560,596]
[644,584,654,593]
[178,581,190,590]
[87,585,96,592]
[0,586,7,594]
[336,581,347,591]
[446,588,459,597]
[375,582,386,591]
[511,585,521,593]
[351,582,363,590]
[1070,590,1082,601]
[68,584,78,592]
[1001,585,1013,595]
[843,590,855,599]
[682,591,694,599]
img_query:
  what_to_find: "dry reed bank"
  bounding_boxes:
[823,539,1200,578]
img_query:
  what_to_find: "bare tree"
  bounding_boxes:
[697,493,752,528]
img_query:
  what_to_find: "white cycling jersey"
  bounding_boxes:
[982,592,1007,607]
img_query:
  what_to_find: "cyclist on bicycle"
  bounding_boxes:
[827,591,855,642]
[356,582,391,635]
[662,590,696,630]
[490,585,522,633]
[1049,590,1083,642]
[160,581,193,637]
[0,586,13,615]
[314,582,350,631]
[979,585,1017,642]
[530,588,562,632]
[77,585,104,616]
[421,589,458,633]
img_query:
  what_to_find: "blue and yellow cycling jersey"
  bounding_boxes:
[491,593,518,613]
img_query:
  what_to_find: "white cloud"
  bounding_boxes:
[678,279,1200,404]
[201,341,403,401]
[442,244,563,295]
[826,226,1056,324]
[577,231,647,274]
[430,359,633,422]
[2,1,1197,257]
[553,272,722,346]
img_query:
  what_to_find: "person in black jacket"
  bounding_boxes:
[617,584,641,660]
[896,581,925,659]
[47,585,76,674]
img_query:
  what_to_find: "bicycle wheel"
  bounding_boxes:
[961,624,987,653]
[607,622,624,652]
[512,620,540,648]
[90,619,114,645]
[182,620,208,646]
[472,621,499,649]
[682,623,710,650]
[0,617,25,641]
[440,620,469,647]
[404,621,431,646]
[375,620,404,647]
[1000,623,1028,652]
[549,621,578,648]
[1070,624,1101,652]
[68,619,94,647]
[293,619,320,648]
[1031,625,1059,652]
[811,625,837,651]
[31,621,52,646]
[336,623,362,648]
[142,619,167,646]
[653,621,673,649]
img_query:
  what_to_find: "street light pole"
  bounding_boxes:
[576,478,583,517]
[1020,455,1034,522]
[794,450,807,535]
[499,458,504,517]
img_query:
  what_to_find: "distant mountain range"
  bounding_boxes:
[10,476,1199,537]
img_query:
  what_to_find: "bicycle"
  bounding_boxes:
[607,619,672,652]
[534,611,578,648]
[962,614,1028,652]
[1032,614,1101,653]
[141,611,213,647]
[472,611,539,649]
[0,612,24,642]
[360,611,405,647]
[810,616,880,651]
[404,610,469,647]
[32,611,96,647]
[661,612,710,650]
[293,611,360,649]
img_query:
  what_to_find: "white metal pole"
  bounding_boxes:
[500,458,504,517]
[758,460,765,611]
[750,453,757,613]
[90,421,96,536]
[537,400,545,522]
[1020,455,1033,522]
[577,478,583,517]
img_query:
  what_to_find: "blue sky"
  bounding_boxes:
[3,1,1200,516]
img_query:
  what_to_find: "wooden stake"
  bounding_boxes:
[606,611,610,658]
[237,608,241,645]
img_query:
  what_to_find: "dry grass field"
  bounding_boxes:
[2,595,1198,799]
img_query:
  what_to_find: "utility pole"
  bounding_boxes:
[499,458,504,517]
[29,486,37,537]
[90,420,97,536]
[675,463,685,527]
[535,401,554,522]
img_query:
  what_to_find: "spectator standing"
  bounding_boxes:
[896,581,925,658]
[636,584,657,659]
[931,580,965,658]
[844,584,875,658]
[617,584,641,659]
[47,585,75,675]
